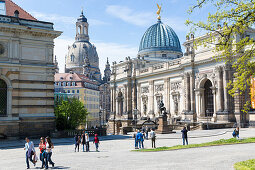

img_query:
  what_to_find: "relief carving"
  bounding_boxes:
[155,84,164,92]
[171,82,181,91]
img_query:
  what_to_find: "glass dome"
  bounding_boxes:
[139,20,182,54]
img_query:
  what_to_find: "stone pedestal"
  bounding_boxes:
[156,115,172,134]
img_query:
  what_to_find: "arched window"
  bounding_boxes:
[204,79,214,117]
[14,10,19,18]
[78,25,82,34]
[0,79,7,115]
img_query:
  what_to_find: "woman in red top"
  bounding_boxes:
[38,137,46,169]
[93,134,100,152]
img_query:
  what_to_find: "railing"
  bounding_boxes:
[65,128,107,137]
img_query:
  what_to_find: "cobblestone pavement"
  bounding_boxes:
[1,128,255,170]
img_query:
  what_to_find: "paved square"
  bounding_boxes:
[1,128,255,170]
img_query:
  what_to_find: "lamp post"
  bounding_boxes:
[206,109,209,130]
[133,109,138,129]
[99,110,102,128]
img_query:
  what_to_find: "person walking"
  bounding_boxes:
[233,127,240,138]
[38,137,46,169]
[145,126,149,140]
[141,131,145,149]
[45,136,55,169]
[93,134,100,152]
[133,129,138,149]
[150,129,156,148]
[81,131,86,152]
[181,127,188,145]
[24,137,35,169]
[136,130,143,149]
[74,133,81,152]
[85,133,90,152]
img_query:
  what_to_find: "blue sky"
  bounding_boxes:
[14,0,210,73]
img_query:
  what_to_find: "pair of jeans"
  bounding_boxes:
[137,139,141,148]
[151,137,156,148]
[135,139,138,148]
[40,152,45,168]
[45,152,54,169]
[82,143,85,152]
[26,151,33,168]
[183,138,188,145]
[75,143,79,152]
[86,142,90,152]
[95,143,99,151]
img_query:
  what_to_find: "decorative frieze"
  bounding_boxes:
[155,84,164,92]
[140,68,149,73]
[141,86,149,93]
[171,82,181,91]
[153,64,164,70]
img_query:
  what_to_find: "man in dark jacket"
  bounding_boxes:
[181,127,188,145]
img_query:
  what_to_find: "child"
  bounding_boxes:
[74,133,81,152]
[93,134,100,152]
[232,127,240,138]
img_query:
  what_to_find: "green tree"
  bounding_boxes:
[55,97,89,130]
[186,0,255,112]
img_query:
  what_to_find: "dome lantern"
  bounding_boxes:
[76,9,89,42]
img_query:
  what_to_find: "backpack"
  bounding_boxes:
[151,131,155,138]
[232,130,236,137]
[137,133,141,140]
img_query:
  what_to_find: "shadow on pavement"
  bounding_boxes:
[0,135,132,150]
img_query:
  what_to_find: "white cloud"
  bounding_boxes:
[164,17,188,32]
[30,11,108,26]
[106,5,154,26]
[54,37,137,73]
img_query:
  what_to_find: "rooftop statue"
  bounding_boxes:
[156,3,162,20]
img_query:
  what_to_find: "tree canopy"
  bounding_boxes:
[186,0,255,112]
[55,97,88,130]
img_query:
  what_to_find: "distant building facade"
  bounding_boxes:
[0,0,61,137]
[108,18,255,134]
[55,72,100,128]
[57,11,111,127]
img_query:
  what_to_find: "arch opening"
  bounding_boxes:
[204,79,214,117]
[0,79,7,116]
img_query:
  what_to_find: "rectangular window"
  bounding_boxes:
[0,2,6,15]
[77,90,79,93]
[162,54,167,58]
[68,90,70,93]
[72,90,75,93]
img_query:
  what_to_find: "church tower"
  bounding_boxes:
[103,58,111,83]
[76,10,89,42]
[65,10,101,80]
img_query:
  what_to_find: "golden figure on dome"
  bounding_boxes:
[156,3,162,20]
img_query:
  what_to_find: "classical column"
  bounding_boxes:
[211,87,217,122]
[195,89,201,117]
[113,87,116,114]
[137,83,141,117]
[123,85,127,113]
[195,88,203,118]
[164,78,170,113]
[190,71,195,113]
[216,66,224,112]
[223,66,229,112]
[185,73,191,112]
[127,78,132,119]
[148,80,154,116]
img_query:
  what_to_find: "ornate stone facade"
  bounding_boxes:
[0,2,61,138]
[108,18,255,134]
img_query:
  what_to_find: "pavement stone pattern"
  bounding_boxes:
[1,128,255,170]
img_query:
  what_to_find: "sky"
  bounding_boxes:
[13,0,210,73]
